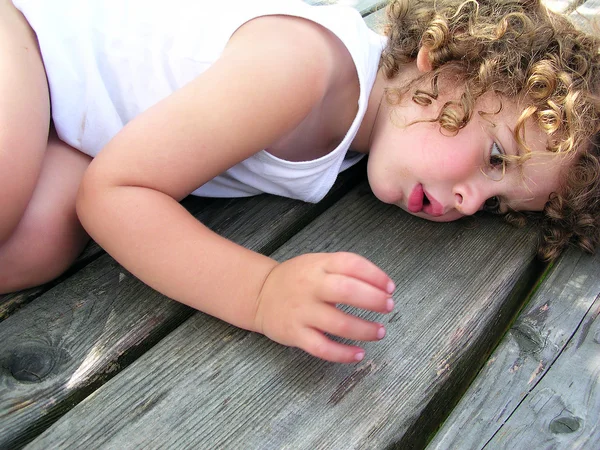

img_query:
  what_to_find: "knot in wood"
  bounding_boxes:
[8,346,57,383]
[511,321,543,355]
[549,414,582,434]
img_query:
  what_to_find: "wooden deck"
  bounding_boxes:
[1,1,599,449]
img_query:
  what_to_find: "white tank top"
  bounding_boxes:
[13,0,386,202]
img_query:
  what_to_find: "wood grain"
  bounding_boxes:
[427,247,600,449]
[0,1,379,446]
[568,0,600,31]
[308,0,388,14]
[26,182,542,449]
[0,242,103,321]
[486,290,600,448]
[0,164,365,449]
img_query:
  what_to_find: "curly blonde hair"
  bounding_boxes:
[381,0,600,260]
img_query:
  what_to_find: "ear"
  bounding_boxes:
[416,46,433,73]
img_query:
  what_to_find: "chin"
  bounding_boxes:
[400,208,465,223]
[421,214,463,223]
[368,181,402,206]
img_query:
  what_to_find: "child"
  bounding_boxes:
[1,0,598,363]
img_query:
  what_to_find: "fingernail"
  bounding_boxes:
[386,298,395,312]
[387,280,396,294]
[377,326,386,339]
[355,351,365,361]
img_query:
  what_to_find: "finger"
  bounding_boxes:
[299,327,366,364]
[325,252,395,295]
[309,303,386,342]
[317,273,394,313]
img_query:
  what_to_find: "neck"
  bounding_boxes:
[352,62,422,153]
[351,69,386,153]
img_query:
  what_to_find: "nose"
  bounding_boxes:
[453,185,487,216]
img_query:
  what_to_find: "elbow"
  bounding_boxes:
[75,162,110,233]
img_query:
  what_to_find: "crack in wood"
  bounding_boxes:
[328,362,374,405]
[576,296,600,349]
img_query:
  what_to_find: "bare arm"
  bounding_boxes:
[77,16,394,362]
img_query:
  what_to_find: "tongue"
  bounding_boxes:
[408,184,424,213]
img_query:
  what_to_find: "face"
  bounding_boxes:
[366,91,570,222]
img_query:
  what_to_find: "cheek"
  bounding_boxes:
[366,161,403,204]
[433,155,468,175]
[421,142,481,180]
[396,133,457,178]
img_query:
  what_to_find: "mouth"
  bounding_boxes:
[407,184,444,217]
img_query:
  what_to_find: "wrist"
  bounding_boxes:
[252,261,279,336]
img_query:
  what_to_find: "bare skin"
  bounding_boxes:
[0,0,91,293]
[76,15,395,364]
[357,51,570,221]
[0,0,50,242]
[3,6,565,364]
[0,130,91,292]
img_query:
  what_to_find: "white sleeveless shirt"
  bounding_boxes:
[13,0,386,202]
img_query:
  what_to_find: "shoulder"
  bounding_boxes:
[225,14,355,99]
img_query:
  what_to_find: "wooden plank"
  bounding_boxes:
[26,181,543,449]
[545,0,586,14]
[487,290,600,447]
[0,164,365,449]
[426,2,600,448]
[364,4,387,29]
[0,242,103,321]
[0,0,377,445]
[427,247,600,449]
[568,0,600,32]
[307,0,388,16]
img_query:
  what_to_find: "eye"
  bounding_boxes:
[489,142,505,169]
[483,196,501,213]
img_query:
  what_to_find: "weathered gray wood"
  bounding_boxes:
[0,242,103,321]
[364,4,387,29]
[26,181,543,450]
[308,0,388,15]
[0,1,381,445]
[5,0,592,448]
[0,165,364,449]
[486,290,600,448]
[545,0,586,13]
[427,247,600,449]
[568,0,600,32]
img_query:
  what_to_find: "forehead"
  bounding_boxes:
[479,94,558,153]
[471,93,572,212]
[506,151,570,211]
[493,98,571,211]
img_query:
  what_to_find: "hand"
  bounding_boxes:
[253,252,395,363]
